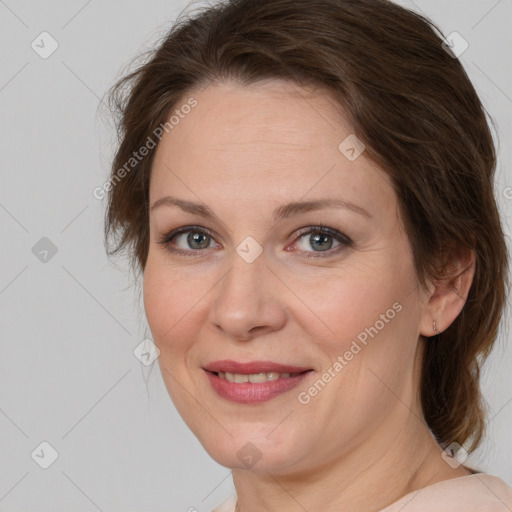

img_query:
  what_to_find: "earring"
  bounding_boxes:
[433,320,438,333]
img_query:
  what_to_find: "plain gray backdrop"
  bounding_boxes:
[1,0,511,511]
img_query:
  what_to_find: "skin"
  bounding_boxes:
[143,79,475,512]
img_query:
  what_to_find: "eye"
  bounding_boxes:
[157,224,352,258]
[156,226,218,256]
[290,224,352,258]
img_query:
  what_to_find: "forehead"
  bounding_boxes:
[158,79,347,157]
[150,80,394,216]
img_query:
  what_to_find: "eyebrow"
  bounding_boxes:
[150,196,372,221]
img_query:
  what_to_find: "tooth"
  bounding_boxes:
[215,371,304,383]
[248,372,268,383]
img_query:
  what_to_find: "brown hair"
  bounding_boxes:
[104,0,509,453]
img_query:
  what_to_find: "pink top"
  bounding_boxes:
[212,473,512,512]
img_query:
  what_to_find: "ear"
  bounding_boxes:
[419,246,475,337]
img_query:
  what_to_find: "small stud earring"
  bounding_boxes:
[433,320,438,333]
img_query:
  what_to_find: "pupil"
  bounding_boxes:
[311,233,332,251]
[188,232,210,249]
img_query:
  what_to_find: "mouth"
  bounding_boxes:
[208,370,310,383]
[202,361,314,403]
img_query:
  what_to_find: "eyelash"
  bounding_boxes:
[156,224,353,259]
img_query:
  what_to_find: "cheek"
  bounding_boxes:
[143,254,223,381]
[142,261,205,414]
[312,266,420,392]
[291,259,410,348]
[292,272,420,451]
[143,266,170,344]
[294,254,421,397]
[143,261,199,354]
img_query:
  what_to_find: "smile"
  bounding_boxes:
[204,369,313,404]
[215,371,304,383]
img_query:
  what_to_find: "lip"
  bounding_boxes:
[203,360,313,374]
[204,369,313,404]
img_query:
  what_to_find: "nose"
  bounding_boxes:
[208,246,287,341]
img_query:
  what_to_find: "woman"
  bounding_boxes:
[104,0,512,510]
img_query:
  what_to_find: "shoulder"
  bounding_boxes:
[379,473,512,512]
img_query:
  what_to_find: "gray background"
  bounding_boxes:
[1,0,511,511]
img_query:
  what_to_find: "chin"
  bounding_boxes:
[196,427,307,473]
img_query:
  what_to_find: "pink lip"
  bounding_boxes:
[204,370,313,404]
[203,360,312,374]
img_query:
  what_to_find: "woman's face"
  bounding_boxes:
[143,79,433,474]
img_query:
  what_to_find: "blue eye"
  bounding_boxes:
[157,226,217,255]
[157,224,352,258]
[292,225,352,258]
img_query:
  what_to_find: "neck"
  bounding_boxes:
[232,406,471,512]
